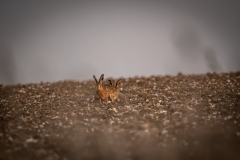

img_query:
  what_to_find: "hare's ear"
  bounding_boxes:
[99,74,104,83]
[93,75,98,83]
[116,79,122,87]
[108,79,114,86]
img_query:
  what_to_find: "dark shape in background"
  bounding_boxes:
[173,25,201,56]
[204,47,222,72]
[0,44,16,84]
[172,25,223,73]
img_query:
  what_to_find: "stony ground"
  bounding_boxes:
[0,72,240,160]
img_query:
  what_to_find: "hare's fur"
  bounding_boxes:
[93,74,121,103]
[108,79,122,102]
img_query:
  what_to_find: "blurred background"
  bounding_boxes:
[0,0,240,85]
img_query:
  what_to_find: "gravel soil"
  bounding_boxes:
[1,72,240,160]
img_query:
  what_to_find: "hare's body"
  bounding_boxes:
[95,84,115,101]
[93,74,121,103]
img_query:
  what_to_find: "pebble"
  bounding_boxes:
[162,129,168,134]
[26,137,38,143]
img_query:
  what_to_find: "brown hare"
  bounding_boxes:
[108,79,122,102]
[93,74,121,103]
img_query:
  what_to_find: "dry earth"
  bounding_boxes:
[0,72,240,160]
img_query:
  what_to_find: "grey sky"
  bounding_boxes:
[0,0,239,84]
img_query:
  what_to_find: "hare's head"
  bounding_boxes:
[108,79,121,87]
[93,74,104,90]
[108,79,114,86]
[115,79,122,88]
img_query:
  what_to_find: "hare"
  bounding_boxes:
[108,79,122,102]
[93,74,121,103]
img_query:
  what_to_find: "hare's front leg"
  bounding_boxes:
[109,95,115,103]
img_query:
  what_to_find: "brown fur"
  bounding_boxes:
[108,79,122,102]
[93,74,121,103]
